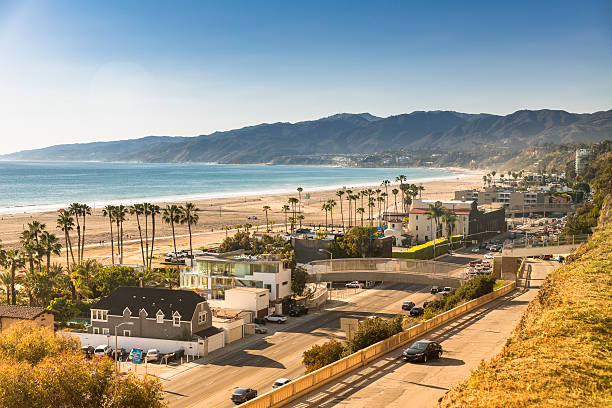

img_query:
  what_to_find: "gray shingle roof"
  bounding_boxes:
[0,305,51,319]
[93,287,206,319]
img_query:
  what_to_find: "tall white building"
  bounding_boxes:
[575,149,590,175]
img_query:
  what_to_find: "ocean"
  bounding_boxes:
[0,161,462,214]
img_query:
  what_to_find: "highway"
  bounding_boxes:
[287,259,555,408]
[163,281,438,408]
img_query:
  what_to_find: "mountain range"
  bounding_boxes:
[3,109,611,164]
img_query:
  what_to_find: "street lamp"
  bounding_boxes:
[114,322,134,372]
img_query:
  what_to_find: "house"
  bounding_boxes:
[223,287,270,318]
[181,254,291,304]
[0,305,55,334]
[88,287,215,341]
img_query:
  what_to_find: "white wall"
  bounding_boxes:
[225,288,269,312]
[204,331,225,354]
[61,332,205,356]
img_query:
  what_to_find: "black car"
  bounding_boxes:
[81,345,94,359]
[402,340,443,363]
[430,286,440,294]
[231,388,257,405]
[409,306,424,317]
[289,306,308,317]
[402,301,415,311]
[112,347,129,361]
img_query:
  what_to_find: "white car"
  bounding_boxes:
[345,281,362,288]
[264,314,287,323]
[94,344,111,357]
[484,253,495,259]
[471,247,480,253]
[146,349,160,361]
[272,378,291,389]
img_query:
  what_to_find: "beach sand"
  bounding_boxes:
[0,170,484,266]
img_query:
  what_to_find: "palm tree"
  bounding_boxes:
[491,170,497,186]
[391,188,399,211]
[321,203,329,231]
[148,204,161,270]
[262,205,271,231]
[368,198,375,226]
[40,231,61,273]
[335,191,345,231]
[381,180,390,213]
[130,204,146,268]
[4,249,24,304]
[57,209,75,267]
[0,270,11,304]
[396,175,407,212]
[327,199,336,232]
[68,203,82,263]
[288,197,299,233]
[70,259,98,301]
[102,205,116,265]
[345,189,353,227]
[297,187,303,221]
[114,205,128,264]
[163,205,183,257]
[482,175,487,187]
[180,203,200,258]
[282,205,290,232]
[143,203,151,268]
[356,207,365,226]
[417,184,425,199]
[441,209,458,239]
[79,204,91,261]
[427,203,445,256]
[20,230,37,277]
[377,196,385,226]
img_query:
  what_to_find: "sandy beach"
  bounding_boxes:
[0,169,485,266]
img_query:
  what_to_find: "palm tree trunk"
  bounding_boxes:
[144,211,149,268]
[67,232,75,266]
[10,269,16,305]
[64,233,70,268]
[76,223,81,263]
[109,218,115,265]
[47,252,51,274]
[171,220,177,255]
[119,220,124,264]
[116,220,121,263]
[188,221,193,257]
[149,214,157,270]
[135,213,146,268]
[339,200,344,232]
[81,215,86,261]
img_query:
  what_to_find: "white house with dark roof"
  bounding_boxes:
[88,287,220,341]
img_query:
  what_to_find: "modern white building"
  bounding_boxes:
[180,254,291,304]
[223,287,270,318]
[575,148,590,175]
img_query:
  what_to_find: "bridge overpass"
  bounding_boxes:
[502,234,589,257]
[307,258,465,287]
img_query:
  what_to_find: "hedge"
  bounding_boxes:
[393,235,464,260]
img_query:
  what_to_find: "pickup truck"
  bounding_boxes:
[264,314,287,323]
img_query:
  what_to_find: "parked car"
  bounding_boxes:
[272,378,291,389]
[81,345,94,359]
[484,253,495,259]
[94,344,112,357]
[402,340,443,363]
[129,348,147,361]
[346,281,362,288]
[430,286,440,294]
[146,349,160,362]
[253,323,268,334]
[423,301,431,308]
[231,388,257,405]
[112,347,128,361]
[471,247,480,253]
[402,301,415,311]
[410,306,424,317]
[265,314,287,323]
[253,317,267,325]
[288,306,308,317]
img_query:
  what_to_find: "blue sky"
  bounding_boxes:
[1,0,610,153]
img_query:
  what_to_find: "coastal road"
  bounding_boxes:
[286,259,555,408]
[163,282,437,408]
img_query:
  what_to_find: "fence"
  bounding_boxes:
[242,281,517,408]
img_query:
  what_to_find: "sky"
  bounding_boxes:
[0,0,611,154]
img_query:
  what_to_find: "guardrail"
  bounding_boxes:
[242,281,517,408]
[507,234,590,249]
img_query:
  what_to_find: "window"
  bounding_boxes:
[91,309,108,322]
[282,281,288,286]
[93,327,100,334]
[123,330,131,337]
[265,284,272,293]
[102,328,109,335]
[156,310,164,323]
[416,226,418,231]
[198,312,207,325]
[416,215,419,221]
[173,315,181,327]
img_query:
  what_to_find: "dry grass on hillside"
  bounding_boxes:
[437,224,612,407]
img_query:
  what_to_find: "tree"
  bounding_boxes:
[346,315,403,354]
[396,175,407,212]
[262,205,271,231]
[180,202,200,257]
[327,199,336,232]
[4,249,24,304]
[381,180,390,213]
[391,188,399,212]
[291,266,308,296]
[148,204,161,270]
[297,187,303,227]
[356,207,365,226]
[113,205,128,264]
[93,266,140,297]
[130,204,146,267]
[441,208,458,240]
[102,205,116,265]
[39,231,61,274]
[153,267,180,289]
[0,270,11,304]
[70,259,101,300]
[78,204,91,261]
[329,226,381,258]
[321,203,329,231]
[282,204,290,232]
[345,189,353,227]
[427,203,445,255]
[57,210,75,267]
[288,197,299,233]
[163,204,183,257]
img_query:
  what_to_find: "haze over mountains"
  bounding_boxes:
[3,109,611,164]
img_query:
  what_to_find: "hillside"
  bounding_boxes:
[437,200,612,407]
[2,109,611,164]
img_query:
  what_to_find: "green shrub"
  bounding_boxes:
[346,315,403,354]
[302,339,346,373]
[423,274,496,319]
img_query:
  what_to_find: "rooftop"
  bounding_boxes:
[0,305,52,320]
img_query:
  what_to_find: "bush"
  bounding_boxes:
[423,274,496,319]
[302,339,346,373]
[346,315,403,354]
[392,238,449,260]
[0,324,165,408]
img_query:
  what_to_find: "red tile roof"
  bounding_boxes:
[0,305,51,320]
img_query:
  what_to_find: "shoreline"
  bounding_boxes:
[0,165,480,216]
